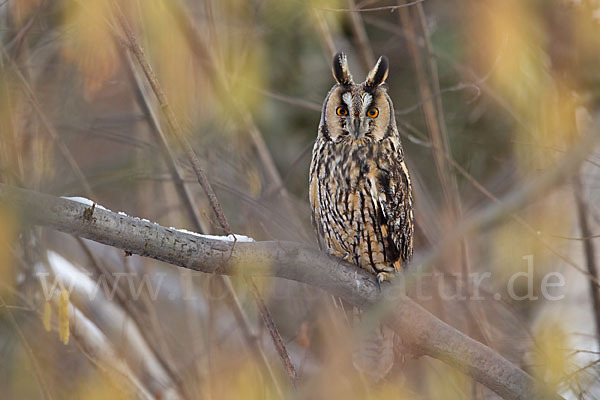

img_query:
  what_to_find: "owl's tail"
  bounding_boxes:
[352,322,396,382]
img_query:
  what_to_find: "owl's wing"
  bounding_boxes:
[309,168,327,252]
[311,211,327,252]
[377,158,414,270]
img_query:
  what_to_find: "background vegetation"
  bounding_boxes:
[1,0,600,398]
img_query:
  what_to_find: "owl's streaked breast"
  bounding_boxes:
[309,136,413,278]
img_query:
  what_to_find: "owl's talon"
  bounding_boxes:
[376,272,393,289]
[376,272,388,291]
[325,248,351,262]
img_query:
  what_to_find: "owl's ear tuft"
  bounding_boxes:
[332,52,353,85]
[365,55,389,88]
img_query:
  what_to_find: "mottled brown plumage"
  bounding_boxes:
[309,53,414,285]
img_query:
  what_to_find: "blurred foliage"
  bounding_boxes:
[529,317,571,390]
[0,205,17,301]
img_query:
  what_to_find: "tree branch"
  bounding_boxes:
[0,183,562,400]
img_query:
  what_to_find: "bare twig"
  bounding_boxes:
[574,176,600,343]
[347,0,375,72]
[550,234,600,241]
[64,302,159,400]
[0,296,53,400]
[122,52,208,233]
[166,2,305,222]
[74,237,189,399]
[395,82,482,115]
[116,12,230,234]
[218,276,283,396]
[447,156,600,288]
[256,88,322,112]
[310,7,336,59]
[363,14,539,140]
[245,277,298,388]
[43,252,181,399]
[0,46,95,198]
[115,12,298,389]
[317,0,424,13]
[452,120,600,250]
[398,1,461,260]
[122,47,285,396]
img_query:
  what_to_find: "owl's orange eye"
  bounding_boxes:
[336,106,348,116]
[367,107,379,118]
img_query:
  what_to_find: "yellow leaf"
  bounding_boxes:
[61,0,118,100]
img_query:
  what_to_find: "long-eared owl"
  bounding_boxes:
[309,53,414,284]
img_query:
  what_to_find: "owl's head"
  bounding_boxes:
[319,52,396,143]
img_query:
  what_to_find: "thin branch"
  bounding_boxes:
[0,183,563,400]
[74,237,189,400]
[347,0,375,72]
[166,1,304,218]
[115,11,230,234]
[255,76,481,120]
[218,276,284,396]
[310,7,336,59]
[0,46,95,198]
[550,234,600,241]
[0,296,54,400]
[362,14,537,139]
[41,252,180,399]
[447,155,600,288]
[452,116,600,247]
[317,0,424,13]
[122,49,285,395]
[115,11,298,389]
[395,82,482,115]
[245,277,298,389]
[65,302,158,400]
[398,0,462,259]
[574,176,600,345]
[122,51,208,233]
[256,88,322,112]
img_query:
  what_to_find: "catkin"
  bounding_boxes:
[58,290,70,345]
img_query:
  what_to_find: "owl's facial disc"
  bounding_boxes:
[340,90,377,139]
[322,53,392,142]
[325,84,390,142]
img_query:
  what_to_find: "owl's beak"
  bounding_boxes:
[353,118,361,139]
